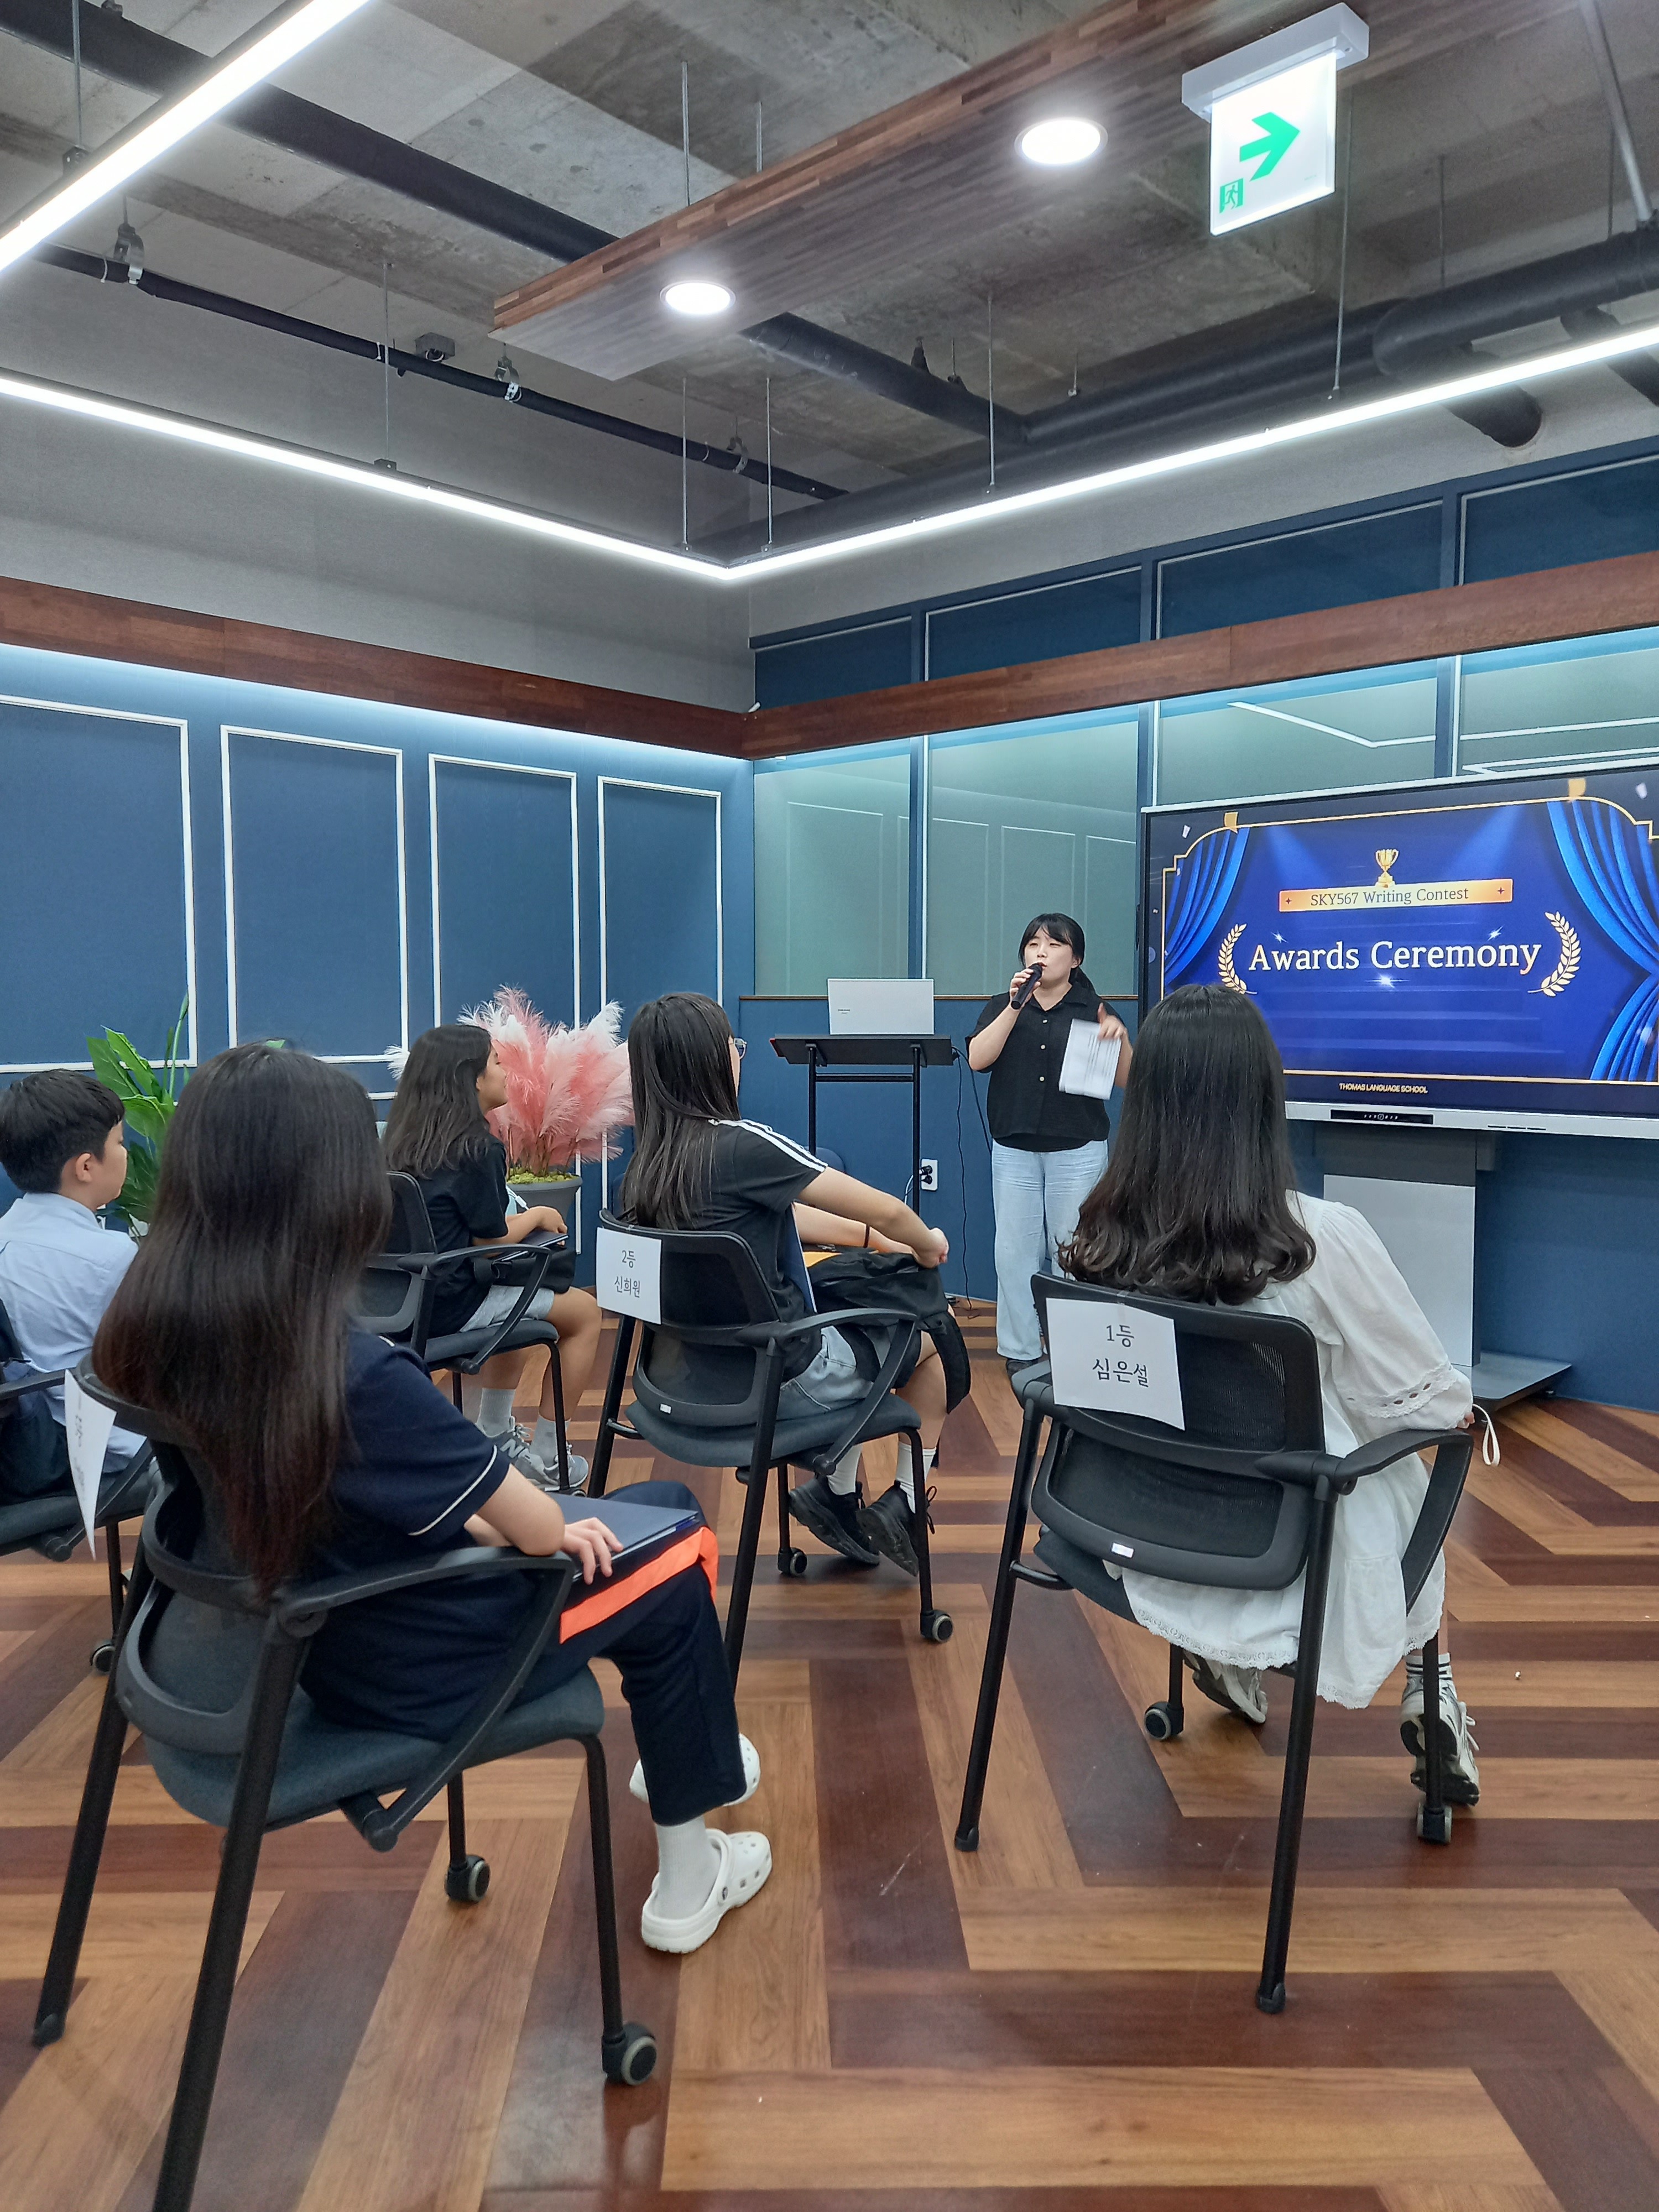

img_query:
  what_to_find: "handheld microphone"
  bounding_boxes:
[1011,967,1041,1010]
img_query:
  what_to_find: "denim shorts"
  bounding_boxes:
[776,1322,920,1419]
[464,1284,559,1328]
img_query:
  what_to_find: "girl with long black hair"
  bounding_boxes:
[1060,985,1480,1802]
[95,1045,770,1953]
[621,993,947,1575]
[383,1023,602,1488]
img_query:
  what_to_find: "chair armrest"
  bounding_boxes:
[343,1553,582,1848]
[0,1366,66,1406]
[365,1251,451,1276]
[1255,1428,1470,1494]
[271,1540,574,1630]
[728,1302,925,1347]
[797,1319,925,1475]
[455,1243,556,1366]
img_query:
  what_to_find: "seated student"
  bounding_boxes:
[94,1044,769,1953]
[620,992,950,1575]
[0,1070,140,1491]
[1058,984,1480,1803]
[382,1024,603,1490]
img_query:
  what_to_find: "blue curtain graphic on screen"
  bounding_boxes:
[1153,785,1659,1117]
[1162,826,1248,981]
[1548,798,1659,1082]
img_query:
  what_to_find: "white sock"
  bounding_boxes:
[478,1388,517,1436]
[895,1444,936,1509]
[827,1445,862,1497]
[532,1416,564,1466]
[460,1379,483,1420]
[653,1817,720,1917]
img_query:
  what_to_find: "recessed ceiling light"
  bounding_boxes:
[662,280,734,316]
[1017,117,1103,168]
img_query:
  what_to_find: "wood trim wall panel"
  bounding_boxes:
[5,546,1659,768]
[0,575,750,757]
[741,547,1659,758]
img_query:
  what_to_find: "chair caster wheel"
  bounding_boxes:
[444,1854,491,1903]
[954,1824,979,1852]
[89,1640,114,1676]
[1143,1700,1182,1741]
[921,1610,953,1643]
[603,2021,658,2086]
[1417,1803,1453,1845]
[778,1548,808,1578]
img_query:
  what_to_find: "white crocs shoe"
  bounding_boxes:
[630,1733,759,1808]
[641,1828,772,1954]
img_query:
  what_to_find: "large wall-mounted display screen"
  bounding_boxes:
[1141,759,1659,1137]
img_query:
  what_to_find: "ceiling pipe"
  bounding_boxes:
[0,0,1024,445]
[1576,0,1653,226]
[1561,304,1659,406]
[31,241,845,499]
[702,226,1659,560]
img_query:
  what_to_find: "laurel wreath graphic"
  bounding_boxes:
[1218,924,1249,994]
[1539,912,1580,998]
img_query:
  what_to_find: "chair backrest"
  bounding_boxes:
[74,1363,276,1754]
[387,1172,437,1253]
[351,1174,438,1343]
[598,1211,795,1429]
[0,1296,73,1503]
[1029,1275,1327,1592]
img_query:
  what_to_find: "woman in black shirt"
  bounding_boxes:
[968,912,1131,1370]
[620,993,949,1576]
[95,1045,769,1955]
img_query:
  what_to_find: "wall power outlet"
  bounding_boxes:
[919,1159,939,1192]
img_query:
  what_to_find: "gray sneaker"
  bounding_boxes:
[539,1451,590,1497]
[484,1421,549,1482]
[1180,1647,1269,1725]
[1401,1665,1480,1804]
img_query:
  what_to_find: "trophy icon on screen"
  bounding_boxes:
[1374,849,1399,889]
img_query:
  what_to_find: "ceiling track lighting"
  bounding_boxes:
[1016,117,1103,167]
[0,0,375,281]
[4,311,1659,584]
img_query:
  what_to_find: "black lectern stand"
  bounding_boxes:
[771,1035,956,1209]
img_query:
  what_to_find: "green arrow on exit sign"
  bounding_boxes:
[1239,111,1299,178]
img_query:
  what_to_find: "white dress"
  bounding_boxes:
[1118,1194,1473,1708]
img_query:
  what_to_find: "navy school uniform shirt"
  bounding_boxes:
[301,1328,529,1736]
[411,1134,510,1337]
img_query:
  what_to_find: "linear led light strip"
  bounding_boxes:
[0,0,375,279]
[4,311,1659,585]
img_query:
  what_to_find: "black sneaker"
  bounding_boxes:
[857,1483,927,1577]
[787,1473,879,1566]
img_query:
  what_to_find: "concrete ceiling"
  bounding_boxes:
[1,0,1656,515]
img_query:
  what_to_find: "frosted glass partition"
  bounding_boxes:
[753,743,910,994]
[1156,662,1438,806]
[926,712,1139,999]
[1458,625,1659,774]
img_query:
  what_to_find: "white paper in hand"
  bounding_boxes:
[1058,1021,1120,1099]
[594,1224,662,1324]
[1047,1298,1186,1431]
[63,1369,116,1553]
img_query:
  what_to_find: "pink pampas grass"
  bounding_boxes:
[465,989,633,1173]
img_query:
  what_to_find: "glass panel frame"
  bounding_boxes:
[753,741,910,994]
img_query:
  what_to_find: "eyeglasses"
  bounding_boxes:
[733,1037,748,1060]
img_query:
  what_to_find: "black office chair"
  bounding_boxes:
[353,1170,577,1490]
[0,1298,154,1668]
[955,1274,1475,2013]
[32,1363,655,2212]
[586,1214,952,1678]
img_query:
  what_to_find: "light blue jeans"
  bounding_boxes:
[990,1139,1109,1361]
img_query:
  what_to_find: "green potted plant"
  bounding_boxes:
[87,997,189,1229]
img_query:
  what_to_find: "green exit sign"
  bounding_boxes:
[1181,7,1368,237]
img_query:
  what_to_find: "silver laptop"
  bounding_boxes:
[827,977,936,1035]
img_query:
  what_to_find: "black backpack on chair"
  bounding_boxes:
[805,1250,972,1413]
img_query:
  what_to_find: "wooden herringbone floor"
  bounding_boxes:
[3,1308,1658,2211]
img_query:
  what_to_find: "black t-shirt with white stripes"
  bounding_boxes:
[696,1120,826,1375]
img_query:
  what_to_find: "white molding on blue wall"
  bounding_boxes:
[596,774,724,1215]
[426,754,581,1027]
[221,724,409,1057]
[0,692,196,1073]
[596,774,724,1011]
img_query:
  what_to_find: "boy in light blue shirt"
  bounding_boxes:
[0,1071,138,1493]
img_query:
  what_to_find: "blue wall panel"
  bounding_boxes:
[432,760,576,1025]
[599,781,721,1025]
[755,618,912,708]
[1158,504,1443,637]
[927,569,1141,678]
[0,701,191,1068]
[1462,453,1659,584]
[225,732,405,1058]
